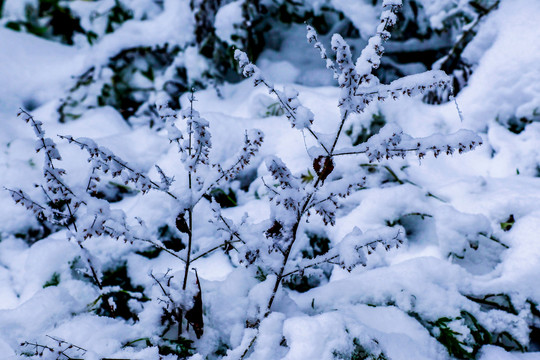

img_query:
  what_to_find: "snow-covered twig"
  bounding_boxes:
[282,227,404,277]
[5,188,69,225]
[134,236,186,263]
[20,335,87,359]
[14,110,82,232]
[235,50,330,155]
[234,1,483,358]
[58,135,163,195]
[306,25,338,79]
[333,125,482,162]
[210,129,264,188]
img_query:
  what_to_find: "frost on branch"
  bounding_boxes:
[157,98,185,153]
[308,174,366,226]
[6,111,141,291]
[181,93,211,171]
[235,49,314,130]
[150,268,204,339]
[263,156,303,250]
[335,124,483,162]
[21,335,87,359]
[306,0,451,116]
[338,226,405,271]
[72,198,136,244]
[280,224,405,292]
[213,129,264,184]
[157,93,264,200]
[7,188,68,225]
[266,156,301,190]
[355,1,401,77]
[7,110,80,228]
[331,33,360,114]
[306,25,338,79]
[21,110,74,205]
[58,135,157,194]
[155,164,174,191]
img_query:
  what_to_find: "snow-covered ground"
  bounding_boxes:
[0,0,539,359]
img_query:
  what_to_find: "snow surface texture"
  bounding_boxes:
[0,0,540,359]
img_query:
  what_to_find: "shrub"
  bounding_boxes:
[7,0,487,358]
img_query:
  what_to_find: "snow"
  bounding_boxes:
[82,0,194,67]
[1,0,540,359]
[330,0,379,39]
[0,28,83,119]
[480,345,540,360]
[215,1,244,46]
[458,0,540,132]
[283,304,447,360]
[1,0,38,21]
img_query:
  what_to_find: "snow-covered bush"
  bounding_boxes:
[8,94,265,355]
[6,1,509,359]
[228,1,486,356]
[0,0,498,126]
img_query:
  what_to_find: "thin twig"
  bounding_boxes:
[191,239,242,263]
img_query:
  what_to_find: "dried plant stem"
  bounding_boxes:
[183,185,193,291]
[330,111,349,154]
[77,243,103,290]
[179,94,196,339]
[240,176,325,359]
[238,89,343,359]
[126,235,186,263]
[264,175,321,314]
[183,96,195,291]
[191,239,242,263]
[280,254,339,278]
[261,79,330,155]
